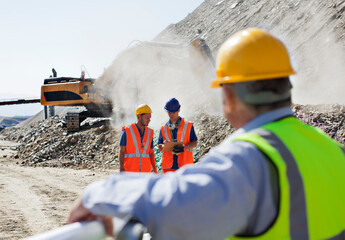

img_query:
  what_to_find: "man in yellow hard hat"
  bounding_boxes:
[118,104,157,173]
[68,28,345,239]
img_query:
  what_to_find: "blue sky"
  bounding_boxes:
[0,0,204,116]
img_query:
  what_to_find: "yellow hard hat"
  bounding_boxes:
[135,104,152,115]
[210,28,296,88]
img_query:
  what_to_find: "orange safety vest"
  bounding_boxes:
[160,118,194,170]
[123,123,154,172]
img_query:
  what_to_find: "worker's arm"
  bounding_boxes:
[158,140,170,152]
[118,129,127,172]
[73,140,277,240]
[157,129,165,152]
[185,125,198,150]
[184,140,197,150]
[118,146,125,172]
[174,125,197,153]
[68,196,114,236]
[149,148,157,173]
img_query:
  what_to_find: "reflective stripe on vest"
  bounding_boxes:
[163,124,171,142]
[253,129,308,239]
[228,117,345,240]
[180,120,189,142]
[124,124,151,159]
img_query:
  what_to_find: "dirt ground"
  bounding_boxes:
[0,137,115,240]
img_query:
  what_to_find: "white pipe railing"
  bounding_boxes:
[23,220,108,240]
[22,216,151,240]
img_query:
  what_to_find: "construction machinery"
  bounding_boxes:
[40,69,112,132]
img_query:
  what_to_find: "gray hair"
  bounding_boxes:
[230,77,292,105]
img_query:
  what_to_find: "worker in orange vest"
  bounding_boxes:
[158,98,198,173]
[118,104,157,173]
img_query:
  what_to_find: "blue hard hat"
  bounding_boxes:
[164,98,180,112]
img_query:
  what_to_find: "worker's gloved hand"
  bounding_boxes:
[172,145,184,155]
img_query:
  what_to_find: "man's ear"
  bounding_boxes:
[223,85,236,112]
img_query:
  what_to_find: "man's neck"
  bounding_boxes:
[136,122,145,132]
[230,109,257,129]
[170,117,180,124]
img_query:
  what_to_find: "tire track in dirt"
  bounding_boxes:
[0,166,62,238]
[0,161,114,239]
[0,208,30,240]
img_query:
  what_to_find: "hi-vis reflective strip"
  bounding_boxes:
[143,129,151,155]
[124,125,150,159]
[124,153,150,158]
[163,125,171,142]
[180,121,189,142]
[253,129,309,240]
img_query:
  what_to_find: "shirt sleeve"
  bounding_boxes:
[189,125,198,141]
[83,140,277,240]
[157,129,163,144]
[119,129,127,147]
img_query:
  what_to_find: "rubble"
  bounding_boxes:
[1,104,344,170]
[192,113,235,160]
[293,104,345,144]
[1,116,121,170]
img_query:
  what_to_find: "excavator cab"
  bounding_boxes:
[40,69,113,131]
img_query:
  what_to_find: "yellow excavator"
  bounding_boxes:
[40,69,113,132]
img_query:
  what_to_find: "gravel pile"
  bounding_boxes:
[192,113,235,160]
[293,104,345,144]
[2,116,121,169]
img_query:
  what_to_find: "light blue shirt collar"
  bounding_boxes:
[229,107,294,139]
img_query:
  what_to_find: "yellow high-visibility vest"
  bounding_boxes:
[227,117,345,240]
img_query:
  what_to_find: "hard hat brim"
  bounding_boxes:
[165,109,179,113]
[210,70,296,88]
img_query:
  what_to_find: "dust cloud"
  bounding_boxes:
[96,37,220,129]
[97,1,345,129]
[289,7,345,105]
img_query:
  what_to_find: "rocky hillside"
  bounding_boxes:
[156,0,345,106]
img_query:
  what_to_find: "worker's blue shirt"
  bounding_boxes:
[157,117,198,169]
[119,124,154,149]
[83,107,294,240]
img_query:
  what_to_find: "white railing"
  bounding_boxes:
[23,216,151,240]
